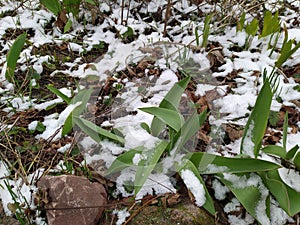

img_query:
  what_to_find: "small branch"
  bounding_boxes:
[163,0,172,37]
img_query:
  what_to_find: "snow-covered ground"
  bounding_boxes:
[1,0,300,224]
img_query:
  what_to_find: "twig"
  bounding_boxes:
[121,0,125,25]
[163,0,172,37]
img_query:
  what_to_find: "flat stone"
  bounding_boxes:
[38,175,107,225]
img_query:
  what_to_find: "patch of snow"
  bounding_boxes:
[282,132,300,151]
[114,169,176,199]
[161,153,184,174]
[223,138,242,155]
[223,173,270,224]
[0,162,42,217]
[78,136,98,150]
[180,169,206,207]
[119,125,160,150]
[241,121,255,157]
[100,2,110,12]
[228,213,255,225]
[278,168,300,192]
[113,208,130,225]
[214,93,256,120]
[224,197,241,213]
[34,98,63,110]
[149,69,178,92]
[101,120,114,127]
[280,81,300,105]
[204,164,229,173]
[288,28,300,42]
[132,153,143,165]
[136,173,176,200]
[212,58,233,77]
[195,84,216,96]
[270,197,294,225]
[28,120,38,131]
[234,58,260,72]
[57,143,71,153]
[212,179,229,200]
[1,96,33,112]
[36,101,82,140]
[101,139,125,156]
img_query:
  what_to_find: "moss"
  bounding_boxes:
[129,202,214,225]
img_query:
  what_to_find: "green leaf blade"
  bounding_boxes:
[61,113,73,136]
[74,117,125,144]
[40,0,62,16]
[219,173,270,224]
[5,33,27,83]
[261,145,286,159]
[286,145,299,160]
[46,85,72,104]
[63,0,81,17]
[106,149,142,175]
[260,170,300,216]
[187,152,281,174]
[134,140,169,195]
[151,76,191,136]
[202,14,212,47]
[139,107,184,132]
[260,11,280,38]
[245,18,259,36]
[241,81,273,158]
[172,110,207,154]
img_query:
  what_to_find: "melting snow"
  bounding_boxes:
[180,169,206,207]
[36,101,82,140]
[0,1,300,224]
[113,208,130,225]
[223,173,270,224]
[212,179,229,200]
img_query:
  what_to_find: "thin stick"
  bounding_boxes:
[163,0,172,37]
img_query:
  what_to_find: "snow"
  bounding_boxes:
[204,164,229,173]
[1,96,33,112]
[36,101,82,140]
[123,125,160,149]
[278,168,300,192]
[0,162,42,217]
[270,197,294,225]
[223,173,270,224]
[180,169,206,207]
[214,93,256,120]
[28,120,38,131]
[0,0,300,224]
[224,197,241,213]
[195,84,217,96]
[57,143,71,153]
[113,208,130,225]
[240,121,255,157]
[212,179,229,200]
[281,132,300,151]
[114,169,176,199]
[34,98,63,110]
[228,213,255,225]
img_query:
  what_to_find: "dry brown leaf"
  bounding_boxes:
[223,123,244,141]
[54,9,68,31]
[198,130,212,144]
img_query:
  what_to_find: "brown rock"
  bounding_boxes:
[37,175,107,225]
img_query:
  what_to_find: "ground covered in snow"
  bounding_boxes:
[1,0,300,224]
